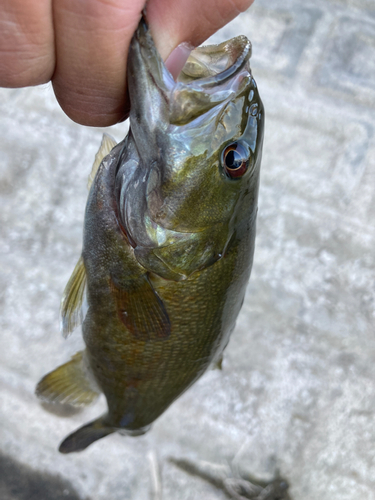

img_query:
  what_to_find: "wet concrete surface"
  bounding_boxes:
[1,0,375,499]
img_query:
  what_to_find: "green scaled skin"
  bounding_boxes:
[35,19,264,453]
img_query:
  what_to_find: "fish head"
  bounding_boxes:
[117,20,264,280]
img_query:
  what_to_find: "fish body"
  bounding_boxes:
[36,19,264,453]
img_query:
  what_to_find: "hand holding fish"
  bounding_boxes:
[0,0,254,126]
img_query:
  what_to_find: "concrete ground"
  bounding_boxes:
[1,0,375,499]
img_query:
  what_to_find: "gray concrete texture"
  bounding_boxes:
[1,0,375,498]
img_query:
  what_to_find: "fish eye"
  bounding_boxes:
[221,142,250,179]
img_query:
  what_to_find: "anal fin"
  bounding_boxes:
[35,351,100,407]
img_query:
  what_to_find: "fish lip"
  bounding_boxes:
[131,18,175,92]
[183,36,252,89]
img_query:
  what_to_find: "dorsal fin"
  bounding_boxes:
[60,256,87,338]
[87,133,117,190]
[35,351,100,407]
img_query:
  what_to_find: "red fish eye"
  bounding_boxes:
[221,142,250,179]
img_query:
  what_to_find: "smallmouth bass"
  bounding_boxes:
[36,18,264,453]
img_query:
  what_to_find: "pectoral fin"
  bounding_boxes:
[87,133,117,190]
[110,274,171,341]
[60,256,87,338]
[35,351,100,407]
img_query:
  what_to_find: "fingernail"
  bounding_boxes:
[165,43,194,80]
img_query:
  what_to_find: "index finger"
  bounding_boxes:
[0,0,54,87]
[52,0,146,126]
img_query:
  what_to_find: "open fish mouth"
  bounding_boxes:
[127,19,253,128]
[177,34,252,86]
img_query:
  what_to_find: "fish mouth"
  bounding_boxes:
[133,17,252,86]
[177,35,252,88]
[127,18,253,129]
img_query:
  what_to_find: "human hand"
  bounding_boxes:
[0,0,254,126]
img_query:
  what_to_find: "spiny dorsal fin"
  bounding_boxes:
[35,351,100,407]
[60,256,87,338]
[87,133,117,190]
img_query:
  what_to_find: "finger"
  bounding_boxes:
[0,0,54,87]
[147,0,255,61]
[52,0,146,126]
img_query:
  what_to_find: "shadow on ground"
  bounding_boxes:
[0,453,88,500]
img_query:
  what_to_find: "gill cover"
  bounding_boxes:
[116,19,264,280]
